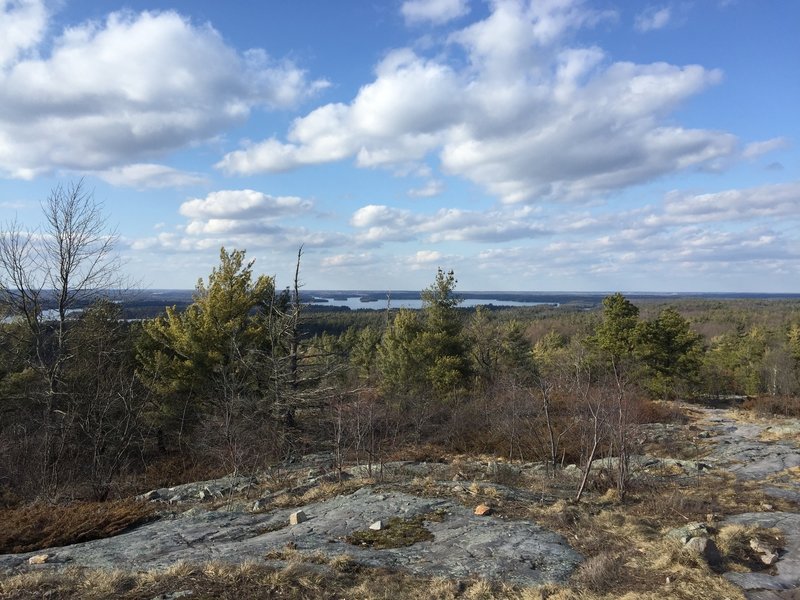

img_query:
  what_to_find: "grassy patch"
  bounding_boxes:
[0,499,157,554]
[269,479,370,510]
[0,560,543,600]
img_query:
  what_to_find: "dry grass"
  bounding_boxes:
[741,395,800,418]
[269,479,371,510]
[0,499,156,554]
[571,551,621,593]
[0,560,563,600]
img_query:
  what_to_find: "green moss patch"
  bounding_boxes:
[346,515,435,549]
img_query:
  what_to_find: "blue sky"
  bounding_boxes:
[0,0,798,291]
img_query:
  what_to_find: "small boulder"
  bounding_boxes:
[474,503,493,516]
[290,510,307,525]
[369,520,383,531]
[684,536,721,565]
[667,522,709,544]
[750,538,779,566]
[28,554,50,565]
[143,490,160,501]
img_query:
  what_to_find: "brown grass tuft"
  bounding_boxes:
[572,551,621,592]
[0,499,156,554]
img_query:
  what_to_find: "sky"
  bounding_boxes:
[0,0,798,292]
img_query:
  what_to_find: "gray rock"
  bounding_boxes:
[684,536,721,565]
[750,538,779,566]
[0,487,581,586]
[666,522,709,543]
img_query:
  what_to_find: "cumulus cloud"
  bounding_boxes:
[96,164,208,188]
[180,190,312,220]
[643,182,800,227]
[634,6,671,32]
[219,0,734,203]
[175,189,314,241]
[401,0,469,25]
[350,203,549,245]
[0,6,327,178]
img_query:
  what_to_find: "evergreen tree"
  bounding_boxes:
[635,307,703,399]
[377,268,470,401]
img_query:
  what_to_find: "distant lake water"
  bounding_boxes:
[310,297,555,310]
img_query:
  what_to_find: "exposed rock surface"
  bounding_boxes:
[694,407,800,600]
[722,512,800,599]
[697,408,800,482]
[0,487,581,586]
[137,476,256,505]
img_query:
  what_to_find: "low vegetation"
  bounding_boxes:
[0,500,156,554]
[346,514,438,549]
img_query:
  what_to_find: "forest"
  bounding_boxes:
[1,221,800,505]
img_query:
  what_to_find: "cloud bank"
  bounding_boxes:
[0,2,327,179]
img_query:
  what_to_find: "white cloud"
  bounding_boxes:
[180,190,311,220]
[0,8,327,178]
[635,7,671,32]
[742,137,790,159]
[408,179,444,197]
[643,181,800,227]
[410,250,443,263]
[0,0,47,68]
[219,0,734,203]
[401,0,469,25]
[128,188,346,259]
[321,252,374,268]
[350,203,549,245]
[96,163,208,188]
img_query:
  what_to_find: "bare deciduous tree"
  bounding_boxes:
[1,179,119,396]
[0,179,120,496]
